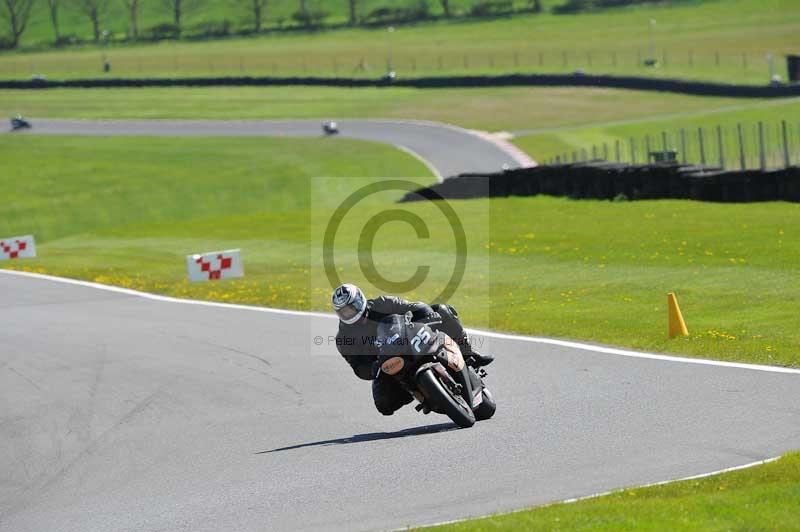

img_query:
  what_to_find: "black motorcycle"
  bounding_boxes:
[322,121,339,135]
[11,115,31,131]
[376,313,496,428]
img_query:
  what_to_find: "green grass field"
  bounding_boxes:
[2,135,798,368]
[423,452,800,531]
[1,0,797,84]
[512,96,800,168]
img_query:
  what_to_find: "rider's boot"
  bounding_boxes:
[458,334,494,367]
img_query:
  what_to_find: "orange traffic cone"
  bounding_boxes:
[668,292,689,338]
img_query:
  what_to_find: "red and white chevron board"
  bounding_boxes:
[186,249,244,282]
[0,235,36,261]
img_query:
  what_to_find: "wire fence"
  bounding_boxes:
[542,121,800,171]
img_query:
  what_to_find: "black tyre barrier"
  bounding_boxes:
[2,73,800,98]
[402,163,800,203]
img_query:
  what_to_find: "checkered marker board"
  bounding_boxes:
[0,235,36,261]
[186,249,244,282]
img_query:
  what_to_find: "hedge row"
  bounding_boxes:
[402,162,800,203]
[3,73,800,98]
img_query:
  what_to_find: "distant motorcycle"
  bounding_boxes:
[322,121,339,135]
[376,313,496,428]
[11,115,31,131]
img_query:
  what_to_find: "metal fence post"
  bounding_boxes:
[737,123,746,170]
[717,125,725,168]
[592,145,597,159]
[661,131,668,150]
[615,139,621,162]
[630,138,637,163]
[758,122,766,170]
[645,135,652,162]
[699,127,706,165]
[781,120,790,168]
[603,143,609,161]
[680,129,687,163]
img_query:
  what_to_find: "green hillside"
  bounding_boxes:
[6,0,538,46]
[1,0,797,84]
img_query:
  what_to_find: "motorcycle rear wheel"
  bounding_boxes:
[416,369,475,428]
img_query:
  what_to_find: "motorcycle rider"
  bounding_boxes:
[331,283,493,416]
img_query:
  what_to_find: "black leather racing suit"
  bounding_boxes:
[335,295,471,415]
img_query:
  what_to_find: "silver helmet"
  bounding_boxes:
[331,283,367,324]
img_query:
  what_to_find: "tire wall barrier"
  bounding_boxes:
[402,163,800,203]
[3,73,800,98]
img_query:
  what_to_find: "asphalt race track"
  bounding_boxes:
[14,119,533,179]
[2,270,799,532]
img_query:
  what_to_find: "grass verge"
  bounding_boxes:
[1,135,798,368]
[421,452,800,531]
[512,96,800,166]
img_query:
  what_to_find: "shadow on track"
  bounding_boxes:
[257,422,457,454]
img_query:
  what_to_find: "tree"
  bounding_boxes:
[0,0,35,48]
[46,0,61,42]
[122,0,139,38]
[531,0,542,12]
[439,0,451,18]
[248,0,268,32]
[347,0,357,25]
[76,0,110,42]
[161,0,203,32]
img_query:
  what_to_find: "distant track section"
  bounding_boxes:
[14,118,532,178]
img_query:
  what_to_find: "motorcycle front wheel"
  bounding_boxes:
[416,368,475,428]
[474,387,496,421]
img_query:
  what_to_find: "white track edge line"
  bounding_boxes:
[393,144,444,182]
[2,268,799,375]
[467,328,800,375]
[403,456,782,531]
